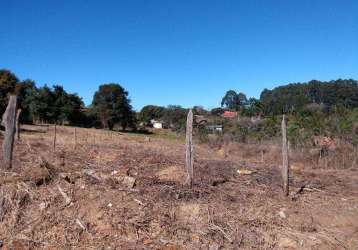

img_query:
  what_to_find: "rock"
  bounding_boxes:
[279,209,287,219]
[209,242,220,250]
[278,237,298,249]
[122,176,136,188]
[217,148,225,157]
[237,169,256,175]
[39,202,48,210]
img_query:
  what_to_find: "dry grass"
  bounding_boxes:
[0,124,357,249]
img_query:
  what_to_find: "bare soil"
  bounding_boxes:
[0,125,358,249]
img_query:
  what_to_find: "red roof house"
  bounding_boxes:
[221,111,238,118]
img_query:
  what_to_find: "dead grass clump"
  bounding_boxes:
[157,165,185,183]
[0,182,35,227]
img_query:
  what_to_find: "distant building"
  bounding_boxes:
[221,111,238,118]
[150,119,163,129]
[206,124,223,132]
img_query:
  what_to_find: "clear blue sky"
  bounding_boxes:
[1,0,357,111]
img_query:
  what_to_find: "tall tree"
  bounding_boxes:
[138,105,165,126]
[15,79,37,123]
[221,90,247,111]
[92,83,136,130]
[221,90,240,110]
[0,69,18,114]
[162,105,187,131]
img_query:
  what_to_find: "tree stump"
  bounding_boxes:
[1,96,18,169]
[185,109,194,187]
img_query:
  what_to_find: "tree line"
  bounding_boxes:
[216,79,358,145]
[0,69,136,130]
[137,79,358,146]
[218,79,358,115]
[2,68,357,138]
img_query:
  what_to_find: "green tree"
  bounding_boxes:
[241,98,263,116]
[0,69,18,114]
[221,90,240,110]
[138,105,165,126]
[210,107,224,116]
[26,85,55,123]
[260,79,358,115]
[15,79,37,123]
[92,83,136,130]
[221,90,247,111]
[162,105,187,131]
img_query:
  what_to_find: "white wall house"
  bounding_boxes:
[151,119,163,129]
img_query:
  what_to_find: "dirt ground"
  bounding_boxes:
[0,125,358,249]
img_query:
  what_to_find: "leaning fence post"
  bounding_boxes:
[185,109,194,187]
[15,109,22,140]
[281,114,289,196]
[1,96,18,169]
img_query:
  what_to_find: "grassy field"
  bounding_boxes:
[0,124,358,249]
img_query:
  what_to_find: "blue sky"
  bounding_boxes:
[1,0,357,111]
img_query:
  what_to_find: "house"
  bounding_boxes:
[150,119,163,129]
[221,111,238,118]
[206,124,223,132]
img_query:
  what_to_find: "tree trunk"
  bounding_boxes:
[1,96,17,169]
[15,109,22,140]
[281,114,289,196]
[185,109,194,187]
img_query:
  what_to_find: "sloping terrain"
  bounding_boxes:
[0,125,358,249]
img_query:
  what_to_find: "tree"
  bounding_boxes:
[162,105,187,131]
[15,79,37,123]
[210,107,224,116]
[138,105,165,126]
[221,90,247,111]
[52,85,85,125]
[26,85,55,123]
[241,98,263,116]
[221,90,239,110]
[259,79,358,115]
[0,69,18,115]
[193,106,207,115]
[92,83,136,130]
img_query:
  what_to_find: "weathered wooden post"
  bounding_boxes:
[15,109,22,140]
[281,114,289,196]
[53,123,57,152]
[74,127,77,149]
[185,109,194,187]
[1,96,17,169]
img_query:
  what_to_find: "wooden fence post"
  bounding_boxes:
[15,109,22,140]
[1,96,17,169]
[185,109,194,187]
[53,123,57,152]
[281,114,289,196]
[74,127,77,149]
